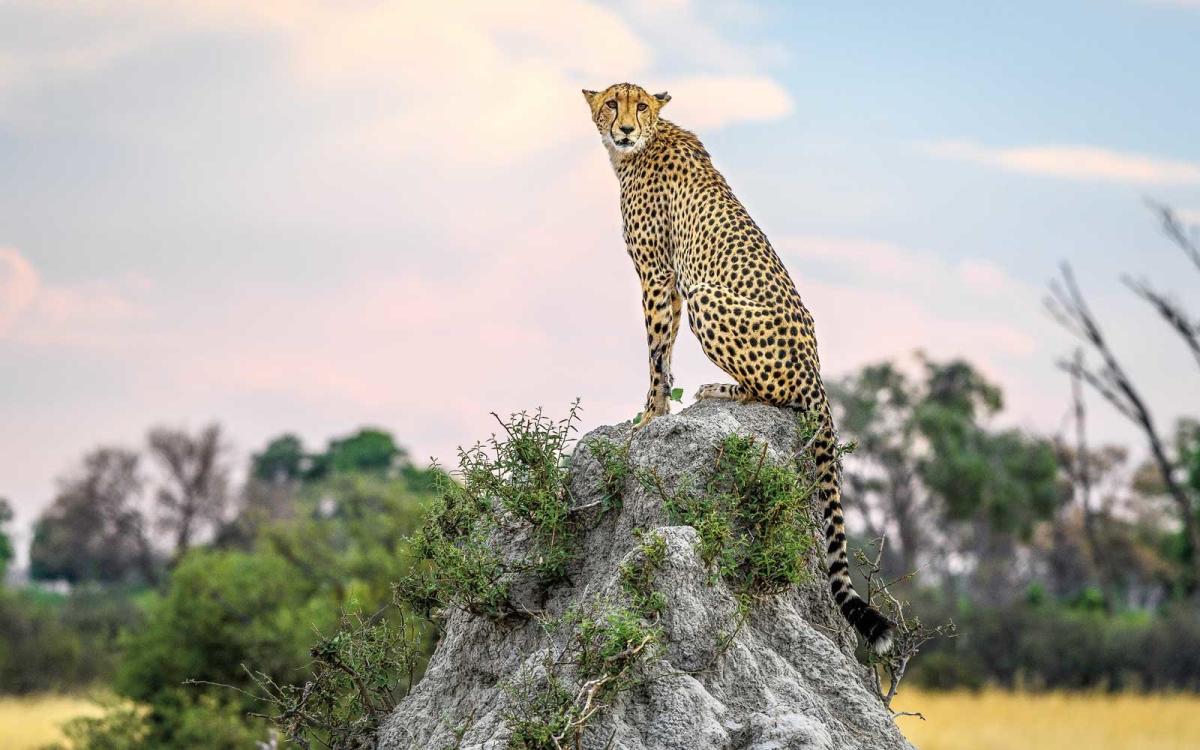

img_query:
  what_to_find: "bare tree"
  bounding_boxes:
[1122,203,1200,370]
[1149,200,1200,273]
[30,447,158,584]
[1047,264,1200,587]
[147,423,231,561]
[1054,350,1117,608]
[1123,276,1200,370]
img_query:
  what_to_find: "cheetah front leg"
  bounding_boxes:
[636,270,679,429]
[662,285,682,394]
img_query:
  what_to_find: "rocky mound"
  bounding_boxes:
[377,399,914,750]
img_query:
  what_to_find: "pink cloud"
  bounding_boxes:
[800,279,1037,365]
[0,248,150,348]
[773,236,1046,420]
[781,236,922,281]
[957,259,1017,296]
[920,140,1200,185]
[164,225,1046,473]
[0,248,38,332]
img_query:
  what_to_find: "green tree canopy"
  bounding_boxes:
[250,434,307,483]
[0,499,13,582]
[831,356,1063,576]
[315,428,406,478]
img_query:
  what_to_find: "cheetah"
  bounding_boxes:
[583,82,894,653]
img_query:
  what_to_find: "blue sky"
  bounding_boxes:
[1,0,1198,553]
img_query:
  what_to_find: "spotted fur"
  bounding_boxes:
[584,82,895,653]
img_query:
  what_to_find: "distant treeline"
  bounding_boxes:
[0,349,1197,748]
[0,426,442,747]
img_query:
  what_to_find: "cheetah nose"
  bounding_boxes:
[620,125,635,134]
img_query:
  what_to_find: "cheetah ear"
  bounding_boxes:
[582,89,600,107]
[653,91,671,106]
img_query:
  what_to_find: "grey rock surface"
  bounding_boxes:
[376,399,914,750]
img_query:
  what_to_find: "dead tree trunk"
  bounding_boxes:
[1066,350,1117,610]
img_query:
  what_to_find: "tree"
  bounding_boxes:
[1182,419,1200,498]
[831,356,1061,592]
[1052,358,1121,609]
[308,428,405,480]
[250,434,308,484]
[147,424,231,561]
[829,362,924,575]
[0,498,13,582]
[914,361,1061,600]
[915,359,1059,537]
[29,448,158,585]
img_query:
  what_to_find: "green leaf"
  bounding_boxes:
[632,413,643,425]
[670,387,684,403]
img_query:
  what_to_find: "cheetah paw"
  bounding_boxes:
[695,383,741,401]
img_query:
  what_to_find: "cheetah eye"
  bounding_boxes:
[637,102,648,112]
[606,100,617,110]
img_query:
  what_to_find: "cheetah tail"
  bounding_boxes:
[815,421,896,654]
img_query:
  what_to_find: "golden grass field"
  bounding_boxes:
[0,694,105,750]
[894,688,1200,750]
[4,690,1200,749]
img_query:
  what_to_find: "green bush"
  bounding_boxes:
[504,528,667,749]
[503,671,575,750]
[0,589,82,695]
[587,438,632,511]
[619,530,667,617]
[399,404,585,619]
[49,701,149,750]
[249,608,428,749]
[653,433,817,594]
[401,470,512,619]
[0,586,141,695]
[503,600,662,750]
[116,549,329,709]
[907,593,1200,691]
[49,693,265,750]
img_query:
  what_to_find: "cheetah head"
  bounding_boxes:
[582,83,670,158]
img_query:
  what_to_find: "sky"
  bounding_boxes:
[2,0,1199,554]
